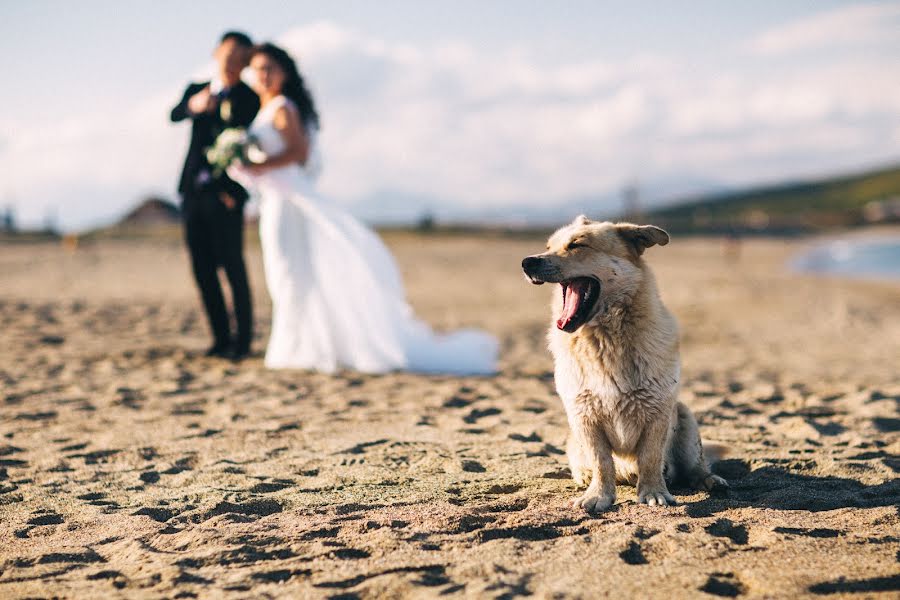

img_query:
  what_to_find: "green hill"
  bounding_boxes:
[644,163,900,233]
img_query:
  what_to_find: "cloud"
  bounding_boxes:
[0,86,187,229]
[272,24,648,207]
[5,15,900,230]
[276,20,900,210]
[746,2,900,55]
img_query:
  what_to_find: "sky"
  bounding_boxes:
[2,1,900,230]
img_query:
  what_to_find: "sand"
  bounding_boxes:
[1,230,898,599]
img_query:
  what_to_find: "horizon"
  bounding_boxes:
[3,1,900,232]
[66,157,900,235]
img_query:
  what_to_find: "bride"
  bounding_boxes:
[229,43,498,375]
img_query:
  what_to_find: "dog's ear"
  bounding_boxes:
[573,214,592,226]
[616,224,670,256]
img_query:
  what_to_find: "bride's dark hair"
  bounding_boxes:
[254,42,320,130]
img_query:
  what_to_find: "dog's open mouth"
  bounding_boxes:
[557,277,601,332]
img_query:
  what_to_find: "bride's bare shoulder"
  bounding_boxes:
[272,98,301,129]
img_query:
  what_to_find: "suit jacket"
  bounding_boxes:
[170,80,260,208]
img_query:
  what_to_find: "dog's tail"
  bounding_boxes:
[703,443,729,465]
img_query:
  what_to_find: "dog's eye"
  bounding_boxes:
[566,241,586,251]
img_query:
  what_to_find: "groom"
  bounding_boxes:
[170,31,260,360]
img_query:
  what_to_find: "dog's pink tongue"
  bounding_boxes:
[557,280,588,330]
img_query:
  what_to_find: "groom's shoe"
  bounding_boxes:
[228,345,251,362]
[205,343,231,358]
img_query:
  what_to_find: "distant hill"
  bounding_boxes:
[643,163,900,234]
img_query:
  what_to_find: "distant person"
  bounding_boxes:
[2,206,14,232]
[723,224,741,263]
[227,43,497,374]
[170,31,260,360]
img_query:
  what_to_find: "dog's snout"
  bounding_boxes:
[522,256,548,285]
[521,256,543,273]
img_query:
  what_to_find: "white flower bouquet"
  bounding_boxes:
[205,128,260,178]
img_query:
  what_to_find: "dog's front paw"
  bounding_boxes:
[693,473,729,492]
[572,492,615,513]
[637,488,676,507]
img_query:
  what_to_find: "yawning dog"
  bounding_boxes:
[522,216,727,512]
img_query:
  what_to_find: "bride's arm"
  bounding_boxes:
[251,104,310,172]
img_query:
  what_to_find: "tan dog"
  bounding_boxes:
[522,216,727,512]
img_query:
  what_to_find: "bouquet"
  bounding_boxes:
[205,128,260,178]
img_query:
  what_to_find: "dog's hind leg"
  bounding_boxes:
[671,402,728,492]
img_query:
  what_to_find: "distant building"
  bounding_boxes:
[862,197,900,223]
[119,197,181,227]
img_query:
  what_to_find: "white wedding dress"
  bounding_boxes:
[230,95,498,374]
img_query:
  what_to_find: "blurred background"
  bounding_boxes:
[5,6,900,594]
[1,0,899,241]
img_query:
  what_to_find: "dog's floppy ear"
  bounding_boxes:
[573,214,592,226]
[616,224,670,256]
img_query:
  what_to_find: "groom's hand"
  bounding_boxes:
[219,192,237,210]
[187,86,217,115]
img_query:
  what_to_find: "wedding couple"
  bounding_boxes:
[171,31,497,375]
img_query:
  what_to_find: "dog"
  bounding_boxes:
[522,216,727,513]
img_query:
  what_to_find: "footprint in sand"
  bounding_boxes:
[508,432,542,443]
[773,526,842,538]
[619,541,648,565]
[200,498,284,522]
[86,570,128,590]
[249,480,294,493]
[68,449,120,465]
[27,513,64,526]
[301,526,340,540]
[132,507,179,523]
[704,519,749,545]
[443,395,473,408]
[460,459,486,473]
[161,455,197,475]
[462,407,502,424]
[250,568,312,584]
[700,572,746,597]
[139,471,160,484]
[619,527,659,565]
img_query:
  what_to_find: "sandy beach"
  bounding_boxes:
[1,230,898,599]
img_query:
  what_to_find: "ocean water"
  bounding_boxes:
[790,236,900,280]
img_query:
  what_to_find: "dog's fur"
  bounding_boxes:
[522,216,727,512]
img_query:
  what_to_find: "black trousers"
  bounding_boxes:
[183,190,253,352]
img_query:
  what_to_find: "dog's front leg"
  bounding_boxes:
[636,414,677,507]
[571,424,616,513]
[566,435,593,486]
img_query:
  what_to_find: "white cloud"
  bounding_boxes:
[278,20,900,208]
[746,2,900,55]
[0,87,187,229]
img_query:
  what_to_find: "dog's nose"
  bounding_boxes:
[521,256,542,273]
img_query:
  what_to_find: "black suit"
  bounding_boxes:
[171,80,260,354]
